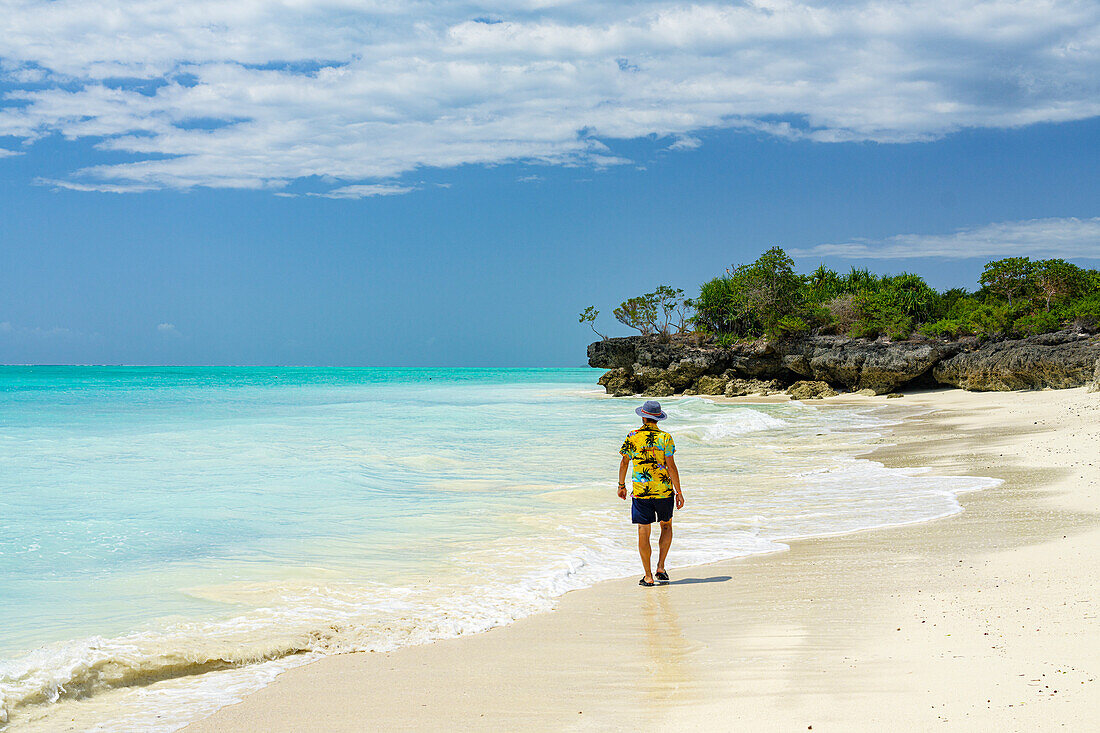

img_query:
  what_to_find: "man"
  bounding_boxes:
[617,400,684,587]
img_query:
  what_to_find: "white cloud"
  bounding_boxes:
[790,218,1100,260]
[0,1,1098,194]
[0,148,21,158]
[307,183,418,199]
[36,177,159,193]
[516,174,543,182]
[667,135,701,151]
[156,322,181,336]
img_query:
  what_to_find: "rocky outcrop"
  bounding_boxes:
[787,380,838,400]
[690,375,729,395]
[1090,356,1100,393]
[587,337,791,381]
[725,378,784,397]
[588,334,959,395]
[589,329,1100,396]
[777,336,965,394]
[597,368,637,397]
[933,330,1100,391]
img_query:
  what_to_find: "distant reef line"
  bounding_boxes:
[588,329,1100,399]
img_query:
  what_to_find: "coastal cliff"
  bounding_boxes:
[588,330,1100,397]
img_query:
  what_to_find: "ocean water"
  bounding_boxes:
[0,367,998,730]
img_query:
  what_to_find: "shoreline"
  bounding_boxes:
[179,386,1099,732]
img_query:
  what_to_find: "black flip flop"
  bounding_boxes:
[655,570,670,583]
[639,577,655,587]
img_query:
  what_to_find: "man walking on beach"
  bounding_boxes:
[618,400,684,587]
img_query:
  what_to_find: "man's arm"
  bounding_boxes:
[617,455,630,500]
[666,455,685,509]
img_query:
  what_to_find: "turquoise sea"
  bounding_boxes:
[0,367,997,730]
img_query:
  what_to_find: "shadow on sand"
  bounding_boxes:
[664,575,732,586]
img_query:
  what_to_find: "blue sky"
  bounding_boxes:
[1,0,1098,366]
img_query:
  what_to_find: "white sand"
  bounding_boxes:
[180,387,1100,732]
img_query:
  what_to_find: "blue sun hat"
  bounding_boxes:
[636,400,667,421]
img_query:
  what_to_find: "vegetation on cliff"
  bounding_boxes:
[587,248,1100,344]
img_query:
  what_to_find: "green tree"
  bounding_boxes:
[649,285,694,336]
[1032,259,1090,311]
[694,274,745,335]
[880,273,942,323]
[979,257,1035,306]
[841,266,881,294]
[611,287,695,337]
[728,247,806,338]
[578,306,607,339]
[804,264,845,304]
[693,248,808,339]
[613,295,658,336]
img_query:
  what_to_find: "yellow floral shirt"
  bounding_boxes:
[619,424,676,499]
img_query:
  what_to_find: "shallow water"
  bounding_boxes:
[0,367,997,730]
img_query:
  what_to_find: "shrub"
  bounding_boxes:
[694,247,807,339]
[968,302,1017,338]
[694,275,748,335]
[920,318,975,339]
[803,265,846,304]
[852,293,907,340]
[1069,293,1100,330]
[715,333,738,347]
[587,251,1098,344]
[823,293,859,334]
[879,273,942,323]
[945,295,983,320]
[775,315,810,335]
[842,266,882,294]
[939,287,971,314]
[1012,310,1063,336]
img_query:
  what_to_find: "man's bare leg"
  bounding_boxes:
[656,520,673,575]
[637,524,654,583]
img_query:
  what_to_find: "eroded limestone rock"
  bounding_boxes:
[933,330,1100,391]
[724,378,783,397]
[691,375,728,395]
[787,380,839,400]
[644,380,675,397]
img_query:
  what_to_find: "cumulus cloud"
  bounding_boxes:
[0,1,1098,194]
[0,148,21,158]
[790,218,1100,260]
[156,322,181,336]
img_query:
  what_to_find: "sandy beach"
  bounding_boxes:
[182,386,1100,732]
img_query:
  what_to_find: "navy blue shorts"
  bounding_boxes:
[631,496,674,525]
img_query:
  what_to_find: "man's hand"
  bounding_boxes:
[675,492,685,510]
[617,486,628,500]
